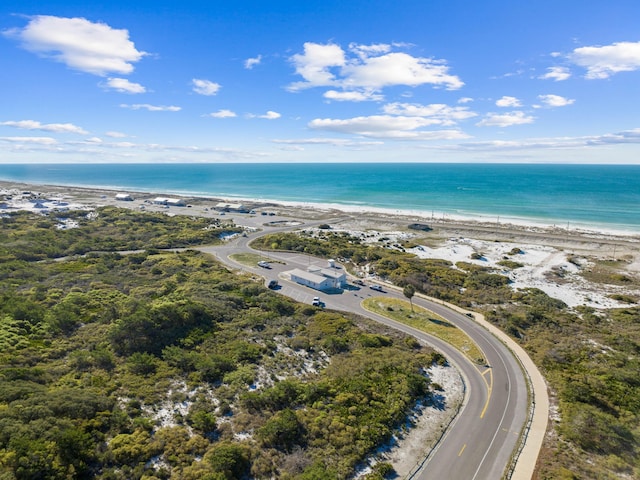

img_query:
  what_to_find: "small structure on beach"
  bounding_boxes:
[153,197,186,206]
[288,265,346,291]
[215,202,247,213]
[115,193,133,201]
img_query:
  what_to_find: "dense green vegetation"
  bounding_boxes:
[0,208,442,479]
[0,206,242,261]
[363,298,484,364]
[252,230,640,479]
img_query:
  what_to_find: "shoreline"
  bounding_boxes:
[1,178,639,238]
[3,179,639,249]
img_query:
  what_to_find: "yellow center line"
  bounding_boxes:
[477,366,493,419]
[458,444,467,456]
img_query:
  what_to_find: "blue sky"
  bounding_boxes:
[2,0,640,164]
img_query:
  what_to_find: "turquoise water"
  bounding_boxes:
[1,163,639,231]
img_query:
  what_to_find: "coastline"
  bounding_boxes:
[3,178,640,238]
[3,179,639,308]
[3,179,639,477]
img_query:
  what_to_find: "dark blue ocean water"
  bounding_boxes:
[1,163,639,231]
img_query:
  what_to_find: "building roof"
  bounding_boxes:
[289,268,328,284]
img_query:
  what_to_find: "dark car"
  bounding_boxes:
[267,280,278,289]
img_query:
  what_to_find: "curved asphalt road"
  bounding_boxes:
[198,215,534,479]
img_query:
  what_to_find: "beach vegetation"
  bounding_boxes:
[252,230,640,478]
[0,209,444,479]
[497,259,524,269]
[363,298,484,364]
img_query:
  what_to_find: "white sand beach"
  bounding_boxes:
[2,180,639,311]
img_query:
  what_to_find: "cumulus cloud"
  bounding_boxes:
[289,42,346,90]
[120,104,181,111]
[244,55,262,69]
[540,66,571,81]
[458,97,474,104]
[4,15,146,76]
[495,96,522,108]
[206,109,237,118]
[569,40,640,79]
[476,111,535,127]
[1,120,88,134]
[323,90,383,102]
[308,115,469,140]
[105,78,146,93]
[537,94,575,107]
[247,111,281,120]
[288,42,463,96]
[382,103,476,125]
[192,78,221,96]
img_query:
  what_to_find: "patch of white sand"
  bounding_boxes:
[409,237,635,309]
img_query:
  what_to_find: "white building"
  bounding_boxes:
[215,202,247,212]
[289,265,346,291]
[153,197,186,206]
[115,193,133,201]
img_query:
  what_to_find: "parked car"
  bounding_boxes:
[312,297,322,306]
[369,284,384,292]
[257,261,270,268]
[268,280,278,289]
[353,279,365,286]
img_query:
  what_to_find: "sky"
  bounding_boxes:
[1,0,640,164]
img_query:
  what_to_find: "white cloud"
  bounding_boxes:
[476,111,535,127]
[258,111,281,120]
[289,42,346,90]
[289,42,463,95]
[458,97,474,104]
[0,136,58,145]
[323,90,383,102]
[569,40,640,79]
[244,55,262,69]
[192,78,221,96]
[4,15,146,76]
[120,104,181,111]
[206,109,237,118]
[382,102,476,125]
[495,96,522,108]
[1,120,88,134]
[348,42,392,59]
[105,78,146,93]
[308,115,469,140]
[342,51,463,90]
[537,94,575,108]
[446,128,640,152]
[273,137,384,147]
[105,131,128,138]
[540,66,571,81]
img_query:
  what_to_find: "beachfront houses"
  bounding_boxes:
[115,193,133,201]
[153,197,186,206]
[215,202,248,213]
[288,264,346,291]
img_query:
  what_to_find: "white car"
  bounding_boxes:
[257,261,270,268]
[369,284,384,292]
[312,297,322,306]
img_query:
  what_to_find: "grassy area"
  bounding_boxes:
[229,252,273,266]
[362,297,485,364]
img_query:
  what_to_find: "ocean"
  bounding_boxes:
[1,163,639,233]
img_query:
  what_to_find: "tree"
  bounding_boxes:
[403,284,416,312]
